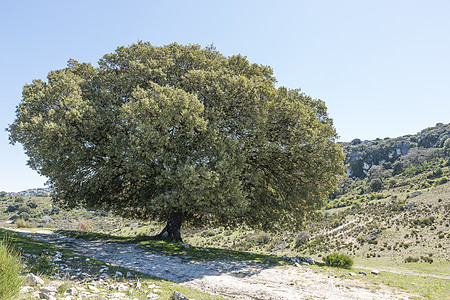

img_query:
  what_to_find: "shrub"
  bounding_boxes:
[404,256,420,263]
[0,239,24,299]
[15,218,27,228]
[435,177,449,185]
[295,231,310,247]
[74,219,93,232]
[370,179,382,192]
[324,253,353,269]
[421,256,433,264]
[253,232,271,245]
[30,255,57,275]
[27,201,38,209]
[4,204,19,213]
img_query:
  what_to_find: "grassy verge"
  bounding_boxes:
[306,263,450,300]
[0,237,24,300]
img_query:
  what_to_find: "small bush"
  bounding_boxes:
[253,232,271,245]
[420,256,433,264]
[74,219,93,232]
[30,255,57,275]
[435,177,449,185]
[0,239,24,299]
[324,253,353,269]
[15,218,27,228]
[404,256,420,263]
[295,231,310,247]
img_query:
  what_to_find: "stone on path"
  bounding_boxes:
[173,290,190,300]
[20,286,34,293]
[25,273,45,286]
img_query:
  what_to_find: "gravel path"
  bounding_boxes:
[16,229,416,300]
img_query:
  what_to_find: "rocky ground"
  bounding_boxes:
[12,229,417,300]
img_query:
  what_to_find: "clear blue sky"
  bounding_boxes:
[1,0,449,192]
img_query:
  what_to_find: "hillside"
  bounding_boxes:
[343,122,450,179]
[1,123,449,299]
[1,123,449,265]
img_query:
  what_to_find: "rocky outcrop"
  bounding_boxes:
[343,123,450,179]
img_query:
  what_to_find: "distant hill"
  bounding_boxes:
[7,187,52,197]
[343,122,450,179]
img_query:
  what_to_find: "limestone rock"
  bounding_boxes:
[39,292,57,300]
[147,292,160,299]
[110,292,127,299]
[41,285,58,294]
[64,287,79,295]
[20,286,34,293]
[117,283,128,292]
[115,271,123,277]
[25,273,45,286]
[173,290,190,300]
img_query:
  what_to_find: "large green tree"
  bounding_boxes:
[8,42,344,241]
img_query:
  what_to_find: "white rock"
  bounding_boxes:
[88,285,99,292]
[25,273,45,286]
[117,283,128,292]
[39,292,57,300]
[147,292,160,299]
[32,291,40,298]
[126,271,133,278]
[115,271,123,277]
[41,285,58,294]
[153,288,163,294]
[371,270,379,275]
[183,243,190,249]
[110,292,127,299]
[136,280,142,290]
[173,291,190,300]
[64,287,79,295]
[20,286,34,293]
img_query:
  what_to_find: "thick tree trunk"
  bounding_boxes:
[157,211,183,242]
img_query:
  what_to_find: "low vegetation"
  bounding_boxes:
[0,238,24,300]
[323,253,353,269]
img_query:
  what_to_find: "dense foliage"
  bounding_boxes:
[8,42,344,240]
[324,253,353,269]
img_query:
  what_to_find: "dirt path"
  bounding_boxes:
[11,228,417,299]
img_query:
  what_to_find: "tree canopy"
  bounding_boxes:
[8,42,344,241]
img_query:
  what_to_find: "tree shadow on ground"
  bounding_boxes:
[18,229,287,283]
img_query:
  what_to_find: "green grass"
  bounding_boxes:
[0,238,24,300]
[362,270,450,300]
[304,263,450,300]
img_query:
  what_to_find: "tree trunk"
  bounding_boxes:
[157,211,183,242]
